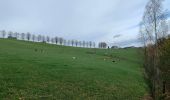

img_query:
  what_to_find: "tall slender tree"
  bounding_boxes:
[86,41,89,48]
[75,40,78,47]
[59,37,64,45]
[71,40,74,46]
[26,32,31,41]
[1,30,6,38]
[42,36,46,43]
[67,40,71,46]
[37,35,42,42]
[78,41,82,47]
[89,41,92,48]
[140,0,168,98]
[46,36,50,43]
[55,37,59,45]
[82,41,86,47]
[93,42,96,48]
[32,34,36,42]
[51,38,55,44]
[21,33,25,40]
[63,39,67,46]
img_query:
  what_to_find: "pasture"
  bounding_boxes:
[0,39,148,99]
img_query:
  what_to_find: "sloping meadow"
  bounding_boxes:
[0,39,148,100]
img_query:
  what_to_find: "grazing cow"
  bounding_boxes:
[34,49,38,52]
[72,57,76,59]
[112,60,116,63]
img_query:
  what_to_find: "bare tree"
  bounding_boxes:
[67,40,71,46]
[63,39,67,46]
[55,37,59,45]
[1,30,6,38]
[46,36,50,43]
[82,41,86,47]
[59,37,64,45]
[75,40,78,47]
[78,41,82,47]
[42,36,46,43]
[51,38,55,44]
[26,32,31,41]
[86,41,89,48]
[98,42,107,48]
[139,22,149,55]
[140,0,168,98]
[32,34,36,42]
[16,33,20,39]
[89,41,92,48]
[103,42,107,48]
[8,31,13,38]
[93,42,96,48]
[71,40,74,46]
[98,42,102,48]
[37,35,42,42]
[13,32,18,38]
[21,33,25,40]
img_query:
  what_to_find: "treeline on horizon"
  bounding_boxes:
[0,30,108,49]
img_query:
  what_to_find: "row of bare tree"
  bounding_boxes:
[0,30,108,49]
[139,0,170,99]
[0,30,97,48]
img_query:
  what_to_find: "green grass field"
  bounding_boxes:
[0,39,148,100]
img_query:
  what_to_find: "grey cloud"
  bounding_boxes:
[0,0,169,47]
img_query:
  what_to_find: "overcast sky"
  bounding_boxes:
[0,0,170,47]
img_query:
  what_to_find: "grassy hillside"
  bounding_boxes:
[0,39,148,100]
